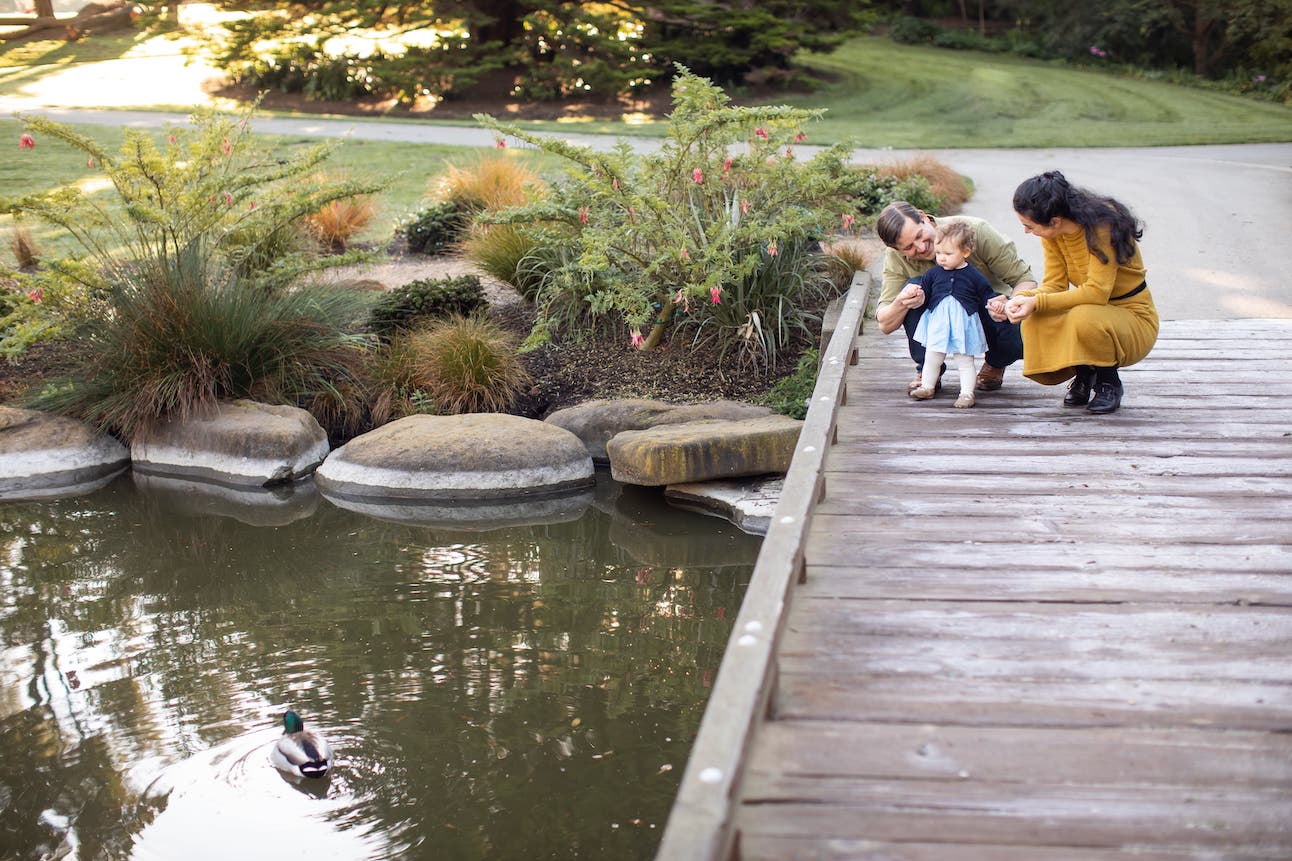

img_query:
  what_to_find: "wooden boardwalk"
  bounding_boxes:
[658,277,1292,860]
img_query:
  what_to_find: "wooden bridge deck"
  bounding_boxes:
[658,278,1292,860]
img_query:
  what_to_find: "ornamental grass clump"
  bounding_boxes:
[304,183,378,251]
[473,67,860,370]
[26,241,376,442]
[431,154,544,215]
[401,315,531,415]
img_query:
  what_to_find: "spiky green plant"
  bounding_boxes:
[5,104,386,294]
[473,67,857,367]
[27,240,376,441]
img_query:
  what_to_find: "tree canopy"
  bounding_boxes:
[184,0,874,105]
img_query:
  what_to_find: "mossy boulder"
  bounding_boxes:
[606,415,802,486]
[545,398,774,463]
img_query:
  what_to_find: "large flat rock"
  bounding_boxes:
[607,415,802,486]
[316,413,594,501]
[545,399,774,463]
[130,400,330,487]
[0,406,129,500]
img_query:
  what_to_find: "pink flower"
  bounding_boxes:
[249,201,257,210]
[27,288,42,303]
[612,178,620,191]
[168,134,176,145]
[740,200,750,215]
[710,286,722,305]
[692,167,704,184]
[18,134,34,149]
[578,206,589,224]
[223,191,233,206]
[673,288,690,311]
[785,147,794,159]
[794,132,807,143]
[754,127,768,140]
[1256,74,1267,83]
[222,138,232,155]
[494,138,507,149]
[629,328,644,348]
[680,248,690,261]
[87,157,94,168]
[722,157,732,174]
[768,241,778,257]
[841,213,856,231]
[1089,45,1107,58]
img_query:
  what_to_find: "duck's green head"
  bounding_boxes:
[283,710,305,733]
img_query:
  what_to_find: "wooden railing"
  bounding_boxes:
[654,271,872,860]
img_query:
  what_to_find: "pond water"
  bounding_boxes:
[0,473,758,860]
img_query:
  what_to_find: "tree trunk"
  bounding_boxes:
[469,0,524,48]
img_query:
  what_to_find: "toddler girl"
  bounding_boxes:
[906,221,998,408]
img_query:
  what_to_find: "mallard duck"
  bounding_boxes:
[271,710,333,779]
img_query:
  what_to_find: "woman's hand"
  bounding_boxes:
[985,295,1008,322]
[1004,295,1037,323]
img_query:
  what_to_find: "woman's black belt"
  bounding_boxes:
[1111,280,1147,301]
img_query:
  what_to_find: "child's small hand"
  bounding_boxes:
[985,295,1007,322]
[897,283,925,309]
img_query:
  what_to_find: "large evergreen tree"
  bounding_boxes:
[190,0,871,104]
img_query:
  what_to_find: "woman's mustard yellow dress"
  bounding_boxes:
[1017,226,1159,386]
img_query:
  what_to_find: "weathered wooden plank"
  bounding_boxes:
[745,721,1292,787]
[822,452,1292,478]
[733,785,1292,846]
[773,673,1292,731]
[809,512,1292,545]
[739,837,1289,861]
[816,491,1290,517]
[848,437,1292,458]
[798,565,1292,605]
[778,599,1292,640]
[812,471,1289,498]
[805,537,1292,573]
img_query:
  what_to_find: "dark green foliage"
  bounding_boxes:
[368,274,486,338]
[198,0,874,104]
[760,347,819,419]
[843,167,944,222]
[400,201,468,256]
[888,16,940,45]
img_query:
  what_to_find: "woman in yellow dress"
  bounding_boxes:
[1005,171,1159,415]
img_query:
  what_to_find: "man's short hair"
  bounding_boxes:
[875,201,925,248]
[935,220,975,252]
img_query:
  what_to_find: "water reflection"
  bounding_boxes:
[0,474,756,860]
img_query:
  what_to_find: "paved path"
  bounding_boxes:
[4,98,1290,321]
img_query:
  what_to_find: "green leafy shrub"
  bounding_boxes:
[888,16,940,45]
[368,274,486,338]
[676,237,836,372]
[403,315,531,415]
[400,200,468,256]
[760,347,819,420]
[26,241,376,441]
[7,106,386,297]
[474,68,860,367]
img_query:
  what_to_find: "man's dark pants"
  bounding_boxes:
[902,306,1023,372]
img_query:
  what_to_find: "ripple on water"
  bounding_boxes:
[127,720,418,860]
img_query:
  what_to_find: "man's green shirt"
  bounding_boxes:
[878,215,1035,307]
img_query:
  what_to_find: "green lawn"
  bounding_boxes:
[491,37,1292,148]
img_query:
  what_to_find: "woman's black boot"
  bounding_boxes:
[1063,365,1096,406]
[1087,367,1124,414]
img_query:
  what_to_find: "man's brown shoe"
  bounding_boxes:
[976,364,1005,391]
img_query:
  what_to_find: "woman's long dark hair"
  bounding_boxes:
[1012,171,1143,265]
